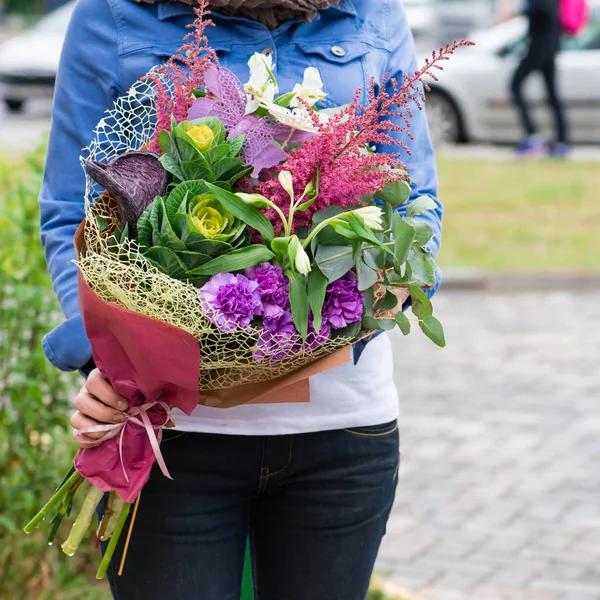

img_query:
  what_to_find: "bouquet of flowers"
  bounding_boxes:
[24,2,468,578]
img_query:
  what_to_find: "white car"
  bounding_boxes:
[0,2,73,113]
[426,10,600,145]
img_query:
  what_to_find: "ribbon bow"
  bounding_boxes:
[75,401,173,482]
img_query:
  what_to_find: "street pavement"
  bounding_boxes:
[379,289,600,600]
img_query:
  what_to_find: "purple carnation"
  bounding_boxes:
[304,320,332,354]
[199,272,261,333]
[254,312,332,364]
[254,330,298,364]
[245,263,289,320]
[322,272,364,330]
[263,309,295,336]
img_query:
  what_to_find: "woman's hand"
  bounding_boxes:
[71,369,129,449]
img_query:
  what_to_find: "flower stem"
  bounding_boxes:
[99,493,126,542]
[61,483,105,556]
[302,215,344,250]
[96,502,132,580]
[23,469,82,534]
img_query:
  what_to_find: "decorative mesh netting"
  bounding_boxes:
[77,72,358,391]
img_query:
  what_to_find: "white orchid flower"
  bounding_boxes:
[352,206,384,231]
[278,170,294,199]
[244,53,278,115]
[290,67,327,108]
[263,103,329,134]
[293,240,312,276]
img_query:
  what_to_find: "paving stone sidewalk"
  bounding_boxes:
[378,289,600,600]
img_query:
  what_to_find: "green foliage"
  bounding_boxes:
[0,149,108,599]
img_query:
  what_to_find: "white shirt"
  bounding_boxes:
[172,333,399,436]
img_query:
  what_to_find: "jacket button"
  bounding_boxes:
[262,47,273,57]
[331,46,346,57]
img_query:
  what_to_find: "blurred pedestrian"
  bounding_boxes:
[510,0,570,157]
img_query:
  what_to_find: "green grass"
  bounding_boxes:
[438,158,600,272]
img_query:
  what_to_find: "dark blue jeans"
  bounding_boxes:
[103,422,399,600]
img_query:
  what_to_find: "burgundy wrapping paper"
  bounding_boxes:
[74,273,201,502]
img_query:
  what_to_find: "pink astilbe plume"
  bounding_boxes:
[146,0,218,152]
[255,40,473,235]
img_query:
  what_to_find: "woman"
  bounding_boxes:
[39,1,442,598]
[510,0,570,157]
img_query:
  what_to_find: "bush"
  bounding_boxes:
[0,149,109,599]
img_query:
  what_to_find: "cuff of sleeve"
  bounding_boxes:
[42,315,93,373]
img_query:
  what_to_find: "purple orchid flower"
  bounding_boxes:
[187,66,312,177]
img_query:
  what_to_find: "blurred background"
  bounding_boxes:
[0,1,599,599]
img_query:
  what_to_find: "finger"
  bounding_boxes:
[74,391,127,425]
[70,411,107,441]
[72,428,102,449]
[86,370,129,411]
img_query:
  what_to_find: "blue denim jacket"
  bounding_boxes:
[39,0,442,372]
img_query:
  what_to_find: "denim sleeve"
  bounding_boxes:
[382,2,443,298]
[39,0,122,370]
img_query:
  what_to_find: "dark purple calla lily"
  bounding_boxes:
[86,152,169,236]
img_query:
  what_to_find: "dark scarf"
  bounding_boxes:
[131,0,341,29]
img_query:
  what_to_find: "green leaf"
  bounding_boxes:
[205,182,275,244]
[186,245,275,276]
[287,270,309,340]
[356,257,378,292]
[407,195,437,218]
[273,91,297,107]
[206,143,231,164]
[227,134,246,157]
[346,213,393,254]
[409,285,433,319]
[333,321,362,339]
[363,286,374,317]
[315,244,354,283]
[331,222,361,241]
[271,236,292,261]
[296,194,318,212]
[158,129,177,156]
[420,315,446,348]
[377,180,411,206]
[177,250,213,270]
[287,235,300,272]
[391,213,414,266]
[94,214,113,232]
[224,165,254,188]
[181,161,215,182]
[413,222,433,247]
[383,201,393,231]
[212,157,245,181]
[395,311,411,335]
[377,319,397,331]
[362,315,381,330]
[307,267,328,334]
[312,205,345,226]
[362,248,381,271]
[159,154,185,181]
[159,201,188,251]
[377,289,400,312]
[143,246,188,279]
[409,249,437,288]
[136,204,154,249]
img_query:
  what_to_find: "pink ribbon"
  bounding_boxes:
[75,401,173,482]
